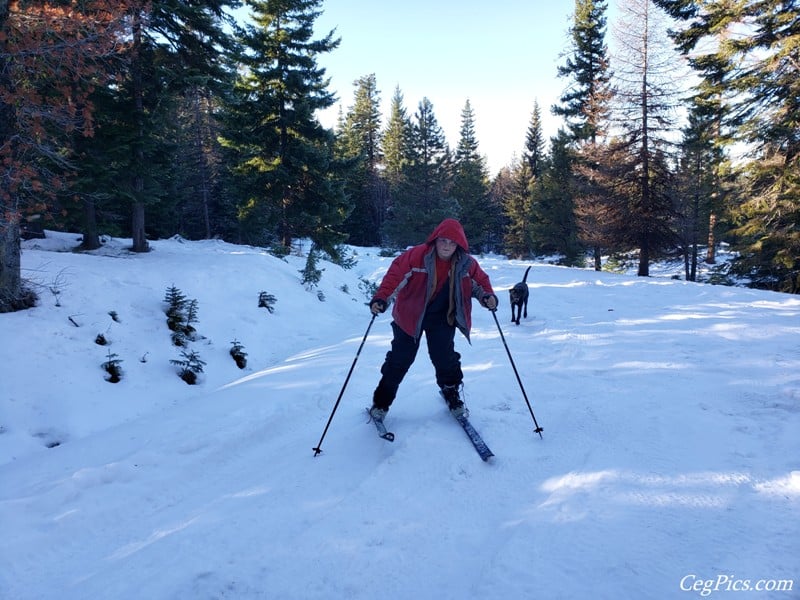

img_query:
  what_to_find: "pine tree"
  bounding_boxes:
[533,130,582,264]
[653,0,739,267]
[223,0,348,253]
[122,0,235,252]
[521,102,547,254]
[339,74,386,246]
[381,85,413,234]
[554,0,613,144]
[385,98,456,247]
[673,101,725,281]
[0,1,128,311]
[552,0,614,269]
[502,158,534,259]
[572,137,632,270]
[452,100,492,252]
[172,85,234,240]
[524,101,547,178]
[612,0,683,276]
[657,0,800,292]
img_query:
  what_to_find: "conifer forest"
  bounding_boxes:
[1,0,798,312]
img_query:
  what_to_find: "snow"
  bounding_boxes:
[3,231,799,599]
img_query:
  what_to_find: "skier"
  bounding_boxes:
[368,218,498,422]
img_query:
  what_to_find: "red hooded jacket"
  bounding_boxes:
[374,219,495,341]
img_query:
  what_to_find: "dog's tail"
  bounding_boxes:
[522,265,532,283]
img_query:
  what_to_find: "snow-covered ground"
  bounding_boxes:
[2,231,799,599]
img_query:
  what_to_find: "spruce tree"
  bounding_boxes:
[223,0,348,252]
[386,98,456,247]
[657,0,800,292]
[524,101,547,178]
[120,0,235,252]
[534,131,582,264]
[552,0,613,269]
[502,159,534,259]
[673,100,726,281]
[338,74,386,246]
[379,87,412,245]
[382,87,412,181]
[612,0,683,276]
[554,0,613,144]
[452,100,493,252]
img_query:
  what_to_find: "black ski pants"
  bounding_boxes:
[372,311,463,410]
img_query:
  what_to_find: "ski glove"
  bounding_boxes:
[482,294,498,311]
[370,298,387,315]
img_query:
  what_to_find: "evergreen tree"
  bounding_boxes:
[653,0,739,267]
[554,0,613,144]
[338,74,386,246]
[572,136,635,270]
[730,0,800,292]
[524,101,547,178]
[0,1,128,311]
[612,0,683,276]
[657,0,800,292]
[381,88,411,188]
[171,85,234,240]
[223,0,349,252]
[673,100,724,281]
[534,130,582,263]
[523,102,551,254]
[502,158,534,258]
[552,0,614,269]
[385,97,456,247]
[120,0,236,252]
[452,100,493,252]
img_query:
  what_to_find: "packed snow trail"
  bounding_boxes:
[2,234,798,599]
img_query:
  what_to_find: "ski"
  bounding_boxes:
[367,408,394,442]
[453,413,494,461]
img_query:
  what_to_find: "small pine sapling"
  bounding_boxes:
[300,248,324,289]
[170,350,206,385]
[102,350,123,383]
[164,285,188,332]
[163,286,199,344]
[183,298,199,340]
[326,245,358,269]
[258,291,277,313]
[230,339,248,369]
[359,278,378,301]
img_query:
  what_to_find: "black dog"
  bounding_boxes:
[509,265,531,325]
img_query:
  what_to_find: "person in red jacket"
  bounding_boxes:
[368,218,498,421]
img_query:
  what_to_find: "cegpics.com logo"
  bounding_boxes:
[680,574,795,597]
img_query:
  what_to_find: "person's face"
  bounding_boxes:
[436,237,457,260]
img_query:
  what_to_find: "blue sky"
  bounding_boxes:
[312,0,580,175]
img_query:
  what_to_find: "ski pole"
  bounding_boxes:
[491,309,543,439]
[313,313,377,456]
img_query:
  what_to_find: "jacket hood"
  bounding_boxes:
[425,218,469,252]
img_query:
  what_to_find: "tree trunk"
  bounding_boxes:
[194,89,212,239]
[0,218,28,312]
[130,9,149,253]
[132,201,149,252]
[81,197,101,250]
[705,212,716,264]
[637,235,650,277]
